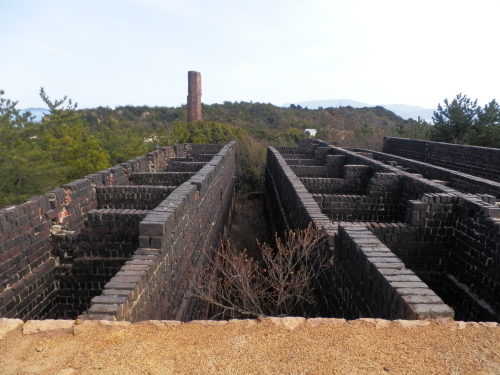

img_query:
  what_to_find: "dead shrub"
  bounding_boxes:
[193,223,330,319]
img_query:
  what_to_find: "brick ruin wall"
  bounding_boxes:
[383,137,500,183]
[265,146,453,320]
[85,143,236,322]
[2,135,499,324]
[351,147,500,198]
[266,140,499,322]
[0,142,235,322]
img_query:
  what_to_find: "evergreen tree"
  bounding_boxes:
[0,91,54,205]
[160,120,248,146]
[464,100,500,147]
[38,88,110,181]
[93,117,153,166]
[432,94,478,143]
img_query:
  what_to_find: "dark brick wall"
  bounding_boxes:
[265,146,452,320]
[314,140,500,322]
[448,196,500,320]
[79,209,149,258]
[300,169,404,223]
[365,192,500,321]
[283,158,324,166]
[3,135,499,323]
[0,193,59,320]
[166,161,207,172]
[96,186,176,210]
[330,224,452,319]
[313,194,402,222]
[84,142,236,322]
[130,172,196,186]
[265,147,331,235]
[51,209,149,318]
[383,137,500,183]
[0,144,212,321]
[354,147,500,198]
[300,178,363,195]
[291,166,333,177]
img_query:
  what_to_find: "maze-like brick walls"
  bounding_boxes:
[266,139,499,322]
[0,143,235,322]
[2,136,499,323]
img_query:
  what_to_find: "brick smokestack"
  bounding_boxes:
[187,71,202,122]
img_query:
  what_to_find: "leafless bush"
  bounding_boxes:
[193,223,330,319]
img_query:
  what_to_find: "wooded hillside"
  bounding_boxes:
[80,101,430,149]
[1,89,430,206]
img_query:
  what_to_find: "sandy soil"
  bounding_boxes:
[0,317,499,375]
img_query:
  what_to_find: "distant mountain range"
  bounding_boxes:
[283,99,435,122]
[20,108,49,122]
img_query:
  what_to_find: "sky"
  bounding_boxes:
[1,0,499,110]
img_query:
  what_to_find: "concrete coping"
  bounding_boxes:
[0,318,497,338]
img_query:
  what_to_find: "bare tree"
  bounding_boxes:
[193,223,330,319]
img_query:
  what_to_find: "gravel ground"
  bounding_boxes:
[0,318,499,375]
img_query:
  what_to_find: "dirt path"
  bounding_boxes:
[1,318,499,375]
[228,195,268,257]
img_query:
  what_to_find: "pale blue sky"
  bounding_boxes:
[1,0,499,109]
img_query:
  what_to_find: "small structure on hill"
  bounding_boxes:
[304,128,317,137]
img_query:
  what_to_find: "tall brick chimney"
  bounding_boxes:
[187,71,202,122]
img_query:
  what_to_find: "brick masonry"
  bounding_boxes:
[265,145,454,320]
[383,137,500,183]
[84,142,235,322]
[1,135,499,323]
[354,146,500,198]
[266,139,499,322]
[96,186,177,210]
[0,142,233,322]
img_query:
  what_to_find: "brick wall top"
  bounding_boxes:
[383,137,500,182]
[267,147,333,232]
[353,147,500,198]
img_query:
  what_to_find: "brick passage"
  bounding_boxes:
[0,143,234,321]
[266,139,499,322]
[1,137,499,324]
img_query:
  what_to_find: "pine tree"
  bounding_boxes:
[38,88,110,181]
[432,94,478,144]
[464,100,500,147]
[0,90,54,205]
